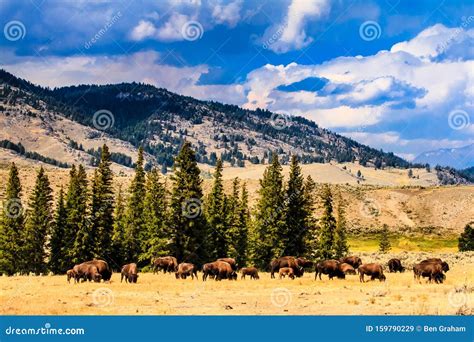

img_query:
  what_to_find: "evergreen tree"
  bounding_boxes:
[111,185,127,270]
[334,190,349,258]
[49,187,68,274]
[379,224,391,253]
[69,165,91,264]
[318,184,337,259]
[283,155,308,256]
[169,142,207,264]
[23,167,53,274]
[458,222,474,251]
[226,178,241,262]
[141,168,168,264]
[205,158,228,259]
[235,181,250,266]
[89,144,114,259]
[124,146,146,262]
[252,154,285,269]
[0,163,25,275]
[303,176,318,258]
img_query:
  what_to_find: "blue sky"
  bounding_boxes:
[0,0,473,161]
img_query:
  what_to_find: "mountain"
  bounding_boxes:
[0,69,471,184]
[414,144,474,169]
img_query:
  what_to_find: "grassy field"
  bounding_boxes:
[1,263,472,315]
[348,235,459,252]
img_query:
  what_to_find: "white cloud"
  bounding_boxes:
[264,0,330,53]
[129,20,158,41]
[211,0,243,28]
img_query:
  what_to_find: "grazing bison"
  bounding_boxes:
[217,258,237,271]
[175,263,198,280]
[66,269,76,283]
[315,260,345,280]
[270,257,304,278]
[152,256,178,274]
[82,260,112,281]
[358,263,386,282]
[339,263,356,275]
[216,261,236,281]
[413,262,445,283]
[279,267,295,279]
[202,262,218,281]
[85,265,102,282]
[121,263,139,283]
[241,267,259,280]
[388,258,405,273]
[340,256,362,269]
[420,259,449,273]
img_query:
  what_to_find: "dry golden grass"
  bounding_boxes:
[1,265,472,315]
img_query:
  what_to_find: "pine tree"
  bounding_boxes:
[252,153,285,269]
[49,187,68,274]
[458,222,474,251]
[169,142,207,264]
[318,184,337,259]
[23,167,53,274]
[334,190,349,258]
[141,168,168,264]
[69,165,91,264]
[205,158,228,259]
[111,185,127,270]
[226,178,240,262]
[283,155,308,256]
[0,163,25,275]
[89,144,114,260]
[124,146,146,262]
[235,181,250,267]
[303,176,318,258]
[379,224,391,253]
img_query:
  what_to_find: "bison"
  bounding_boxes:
[420,259,449,273]
[121,263,138,283]
[83,259,112,281]
[270,256,304,279]
[296,257,314,268]
[66,269,76,283]
[217,258,237,271]
[175,263,198,280]
[358,263,386,282]
[339,263,356,275]
[152,256,178,274]
[413,262,445,283]
[241,267,259,280]
[216,261,237,281]
[340,256,362,268]
[279,267,295,279]
[387,258,405,273]
[315,260,345,280]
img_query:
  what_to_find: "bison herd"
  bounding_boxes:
[65,255,451,285]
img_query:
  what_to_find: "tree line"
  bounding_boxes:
[3,141,419,276]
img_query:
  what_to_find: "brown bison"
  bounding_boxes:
[279,267,295,279]
[217,258,237,271]
[420,259,449,273]
[296,257,314,268]
[413,262,445,283]
[152,256,178,274]
[66,269,76,283]
[270,257,304,278]
[315,260,345,280]
[175,263,198,280]
[241,267,259,280]
[358,263,386,282]
[387,258,405,273]
[82,259,112,281]
[339,263,356,275]
[202,262,218,281]
[216,261,237,281]
[340,256,362,268]
[121,263,138,283]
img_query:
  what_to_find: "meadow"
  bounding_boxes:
[1,254,472,316]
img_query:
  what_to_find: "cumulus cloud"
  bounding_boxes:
[211,0,243,28]
[263,0,330,53]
